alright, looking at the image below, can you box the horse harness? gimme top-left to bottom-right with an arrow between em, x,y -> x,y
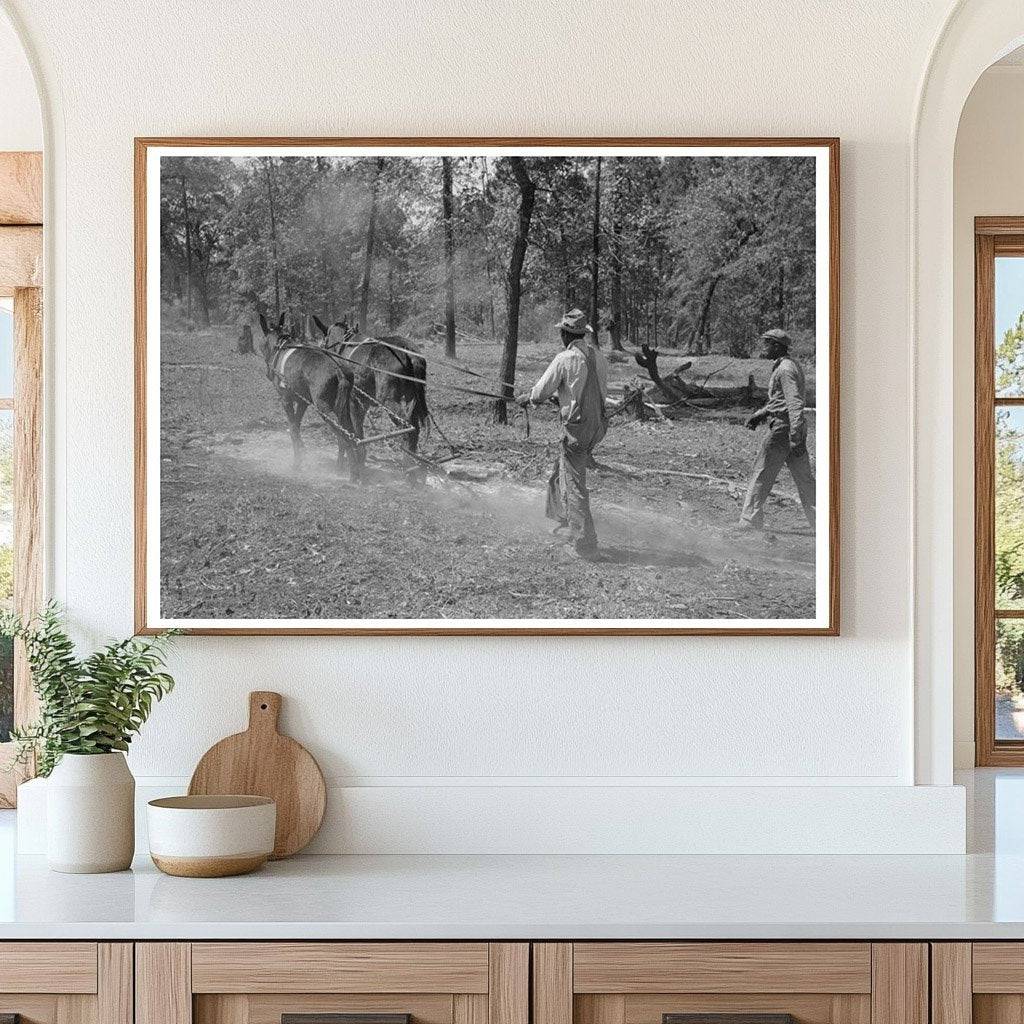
267,339 -> 298,392
262,337 -> 420,448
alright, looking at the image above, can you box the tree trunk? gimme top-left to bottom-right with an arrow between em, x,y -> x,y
493,157 -> 536,425
689,274 -> 721,354
549,186 -> 573,307
633,345 -> 689,406
486,257 -> 497,341
387,256 -> 397,329
609,160 -> 624,351
653,249 -> 662,347
441,156 -> 457,358
178,176 -> 193,327
315,156 -> 334,321
559,222 -> 572,306
261,158 -> 282,319
195,276 -> 211,327
590,155 -> 602,345
358,156 -> 385,331
479,157 -> 498,342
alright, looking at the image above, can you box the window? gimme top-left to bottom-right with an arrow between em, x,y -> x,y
976,220 -> 1024,764
0,152 -> 42,806
0,289 -> 41,805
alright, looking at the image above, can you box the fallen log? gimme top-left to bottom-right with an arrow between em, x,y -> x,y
596,458 -> 802,506
633,343 -> 817,407
608,382 -> 666,420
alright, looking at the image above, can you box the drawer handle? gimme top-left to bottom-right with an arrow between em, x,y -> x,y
664,1016 -> 796,1024
283,1016 -> 411,1024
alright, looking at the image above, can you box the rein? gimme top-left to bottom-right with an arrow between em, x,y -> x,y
258,336 -> 531,450
288,343 -> 513,403
352,336 -> 516,391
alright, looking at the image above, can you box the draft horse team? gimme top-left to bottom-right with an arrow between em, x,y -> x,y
238,311 -> 429,481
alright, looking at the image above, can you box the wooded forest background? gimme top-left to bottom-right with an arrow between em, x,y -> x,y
159,152 -> 818,379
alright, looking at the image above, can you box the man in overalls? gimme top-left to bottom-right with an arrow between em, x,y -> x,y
518,309 -> 609,556
738,328 -> 816,532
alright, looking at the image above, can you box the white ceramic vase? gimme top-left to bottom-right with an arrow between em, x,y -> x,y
46,752 -> 135,873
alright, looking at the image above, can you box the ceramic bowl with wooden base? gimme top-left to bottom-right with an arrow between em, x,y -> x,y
147,795 -> 276,877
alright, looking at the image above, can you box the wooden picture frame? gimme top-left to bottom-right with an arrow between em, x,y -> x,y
135,137 -> 840,636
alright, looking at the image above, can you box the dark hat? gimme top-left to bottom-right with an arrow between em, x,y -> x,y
761,328 -> 791,347
558,309 -> 590,337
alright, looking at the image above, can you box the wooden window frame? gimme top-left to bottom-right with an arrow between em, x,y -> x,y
0,151 -> 43,806
975,217 -> 1024,765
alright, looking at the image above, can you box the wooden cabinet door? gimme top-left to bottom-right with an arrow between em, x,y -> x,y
933,943 -> 1024,1024
534,944 -> 927,1024
137,943 -> 528,1024
0,943 -> 132,1024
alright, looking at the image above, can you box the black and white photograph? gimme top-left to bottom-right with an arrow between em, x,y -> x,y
137,140 -> 838,634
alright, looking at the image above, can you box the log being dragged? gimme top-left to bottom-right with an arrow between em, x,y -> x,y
596,458 -> 801,505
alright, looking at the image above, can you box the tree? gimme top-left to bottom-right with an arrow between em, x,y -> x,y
262,157 -> 282,318
590,156 -> 602,346
358,157 -> 386,330
997,315 -> 1024,609
608,158 -> 625,351
666,157 -> 814,355
160,157 -> 230,327
998,310 -> 1024,395
314,156 -> 336,321
155,152 -> 818,378
493,157 -> 536,425
441,157 -> 457,358
178,175 -> 194,324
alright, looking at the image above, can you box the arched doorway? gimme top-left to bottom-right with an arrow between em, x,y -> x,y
914,0 -> 1024,785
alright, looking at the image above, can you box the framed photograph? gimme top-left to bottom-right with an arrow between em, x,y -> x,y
135,137 -> 839,636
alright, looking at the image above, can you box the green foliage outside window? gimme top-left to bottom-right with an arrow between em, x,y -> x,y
996,318 -> 1024,612
995,316 -> 1024,699
1,603 -> 177,776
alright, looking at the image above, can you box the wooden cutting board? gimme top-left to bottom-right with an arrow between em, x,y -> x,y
188,691 -> 326,859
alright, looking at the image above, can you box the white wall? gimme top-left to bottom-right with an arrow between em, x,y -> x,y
0,0 -> 974,851
952,64 -> 1024,768
0,9 -> 39,151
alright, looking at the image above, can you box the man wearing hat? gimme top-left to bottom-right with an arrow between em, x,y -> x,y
738,328 -> 816,532
518,308 -> 609,555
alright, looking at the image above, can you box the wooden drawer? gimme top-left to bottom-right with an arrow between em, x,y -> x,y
191,943 -> 491,993
535,943 -> 927,1024
933,943 -> 1024,1024
138,943 -> 528,1024
572,943 -> 871,993
0,942 -> 130,1024
0,943 -> 98,994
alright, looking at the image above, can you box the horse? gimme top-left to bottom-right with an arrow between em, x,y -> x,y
311,317 -> 429,478
239,311 -> 362,480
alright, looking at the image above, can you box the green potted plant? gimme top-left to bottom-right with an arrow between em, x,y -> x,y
2,604 -> 176,873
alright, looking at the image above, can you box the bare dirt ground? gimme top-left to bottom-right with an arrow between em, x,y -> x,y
158,326 -> 818,622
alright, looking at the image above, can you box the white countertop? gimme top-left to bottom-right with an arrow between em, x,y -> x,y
1,770 -> 1021,941
1,850 -> 1023,940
